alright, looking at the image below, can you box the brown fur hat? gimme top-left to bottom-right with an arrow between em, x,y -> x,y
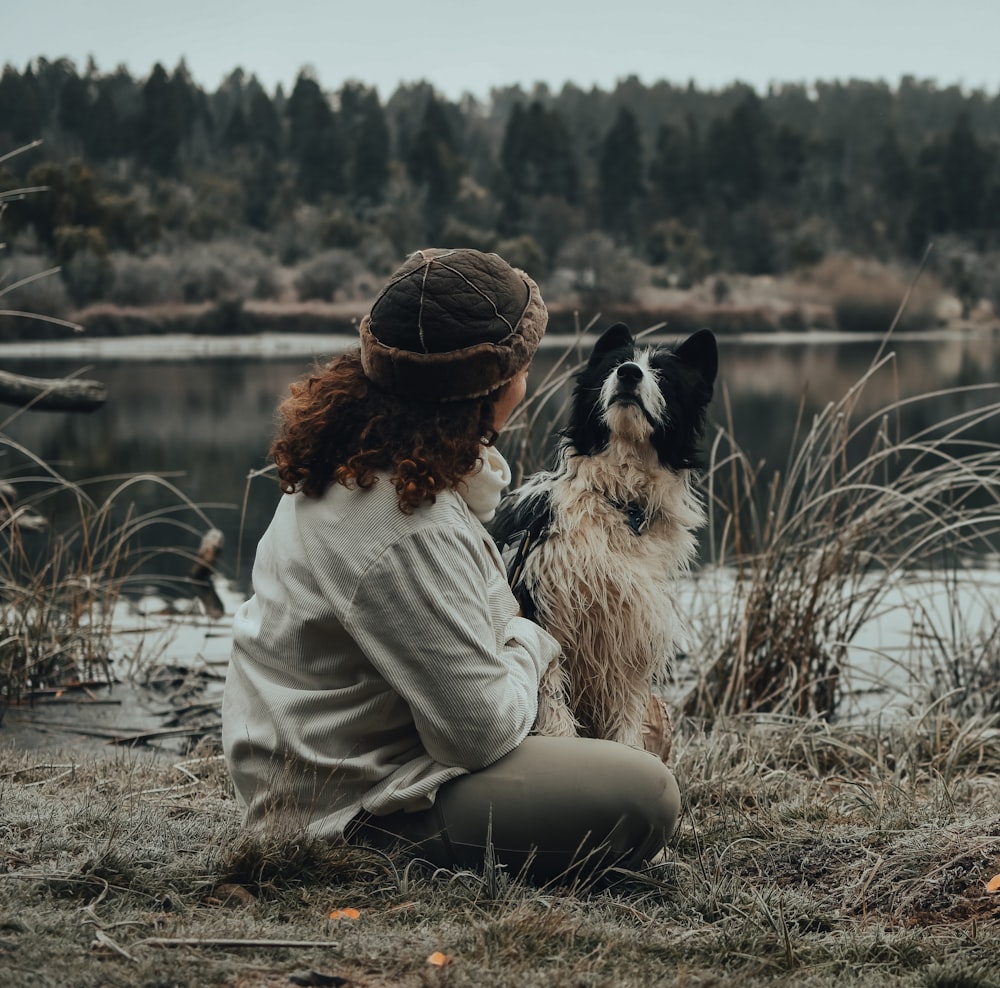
358,248 -> 547,401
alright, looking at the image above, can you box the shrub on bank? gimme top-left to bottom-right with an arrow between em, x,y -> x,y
106,242 -> 279,308
1,254 -> 71,318
293,248 -> 365,302
805,254 -> 943,333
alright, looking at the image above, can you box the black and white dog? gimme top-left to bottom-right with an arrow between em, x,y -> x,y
492,323 -> 718,746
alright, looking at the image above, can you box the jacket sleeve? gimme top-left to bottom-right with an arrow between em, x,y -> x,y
341,524 -> 559,770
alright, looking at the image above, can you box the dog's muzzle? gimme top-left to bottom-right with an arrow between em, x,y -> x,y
609,362 -> 645,407
606,362 -> 660,429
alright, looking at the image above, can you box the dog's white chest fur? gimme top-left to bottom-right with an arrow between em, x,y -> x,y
524,436 -> 704,745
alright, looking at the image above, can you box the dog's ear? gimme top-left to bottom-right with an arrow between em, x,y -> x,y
675,328 -> 718,385
588,322 -> 634,365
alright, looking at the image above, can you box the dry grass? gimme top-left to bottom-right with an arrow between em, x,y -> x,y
1,716 -> 998,987
684,307 -> 1000,719
0,427 -> 227,710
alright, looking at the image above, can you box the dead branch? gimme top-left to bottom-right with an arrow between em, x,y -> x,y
0,368 -> 106,412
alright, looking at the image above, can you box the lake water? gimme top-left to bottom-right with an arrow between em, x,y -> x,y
3,327 -> 999,598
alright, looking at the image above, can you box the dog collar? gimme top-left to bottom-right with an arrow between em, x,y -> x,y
608,497 -> 651,535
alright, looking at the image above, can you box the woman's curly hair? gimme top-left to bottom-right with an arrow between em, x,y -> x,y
271,349 -> 500,512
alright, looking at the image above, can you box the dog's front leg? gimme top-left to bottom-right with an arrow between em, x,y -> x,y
533,660 -> 580,737
606,695 -> 651,750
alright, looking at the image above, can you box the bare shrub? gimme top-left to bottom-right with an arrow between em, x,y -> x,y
932,239 -> 1000,322
355,233 -> 402,280
109,252 -> 183,306
61,247 -> 113,305
177,242 -> 273,303
109,242 -> 277,306
555,232 -> 643,306
1,254 -> 71,317
251,265 -> 282,300
438,218 -> 498,254
805,255 -> 943,333
293,249 -> 364,302
524,195 -> 585,263
273,205 -> 326,265
496,235 -> 546,276
647,218 -> 713,288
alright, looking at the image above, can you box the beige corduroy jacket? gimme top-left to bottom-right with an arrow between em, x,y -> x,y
222,473 -> 559,838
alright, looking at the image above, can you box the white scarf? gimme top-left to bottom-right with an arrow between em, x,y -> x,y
457,445 -> 511,523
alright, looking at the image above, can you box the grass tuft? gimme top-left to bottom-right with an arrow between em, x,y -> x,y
0,442 -> 228,712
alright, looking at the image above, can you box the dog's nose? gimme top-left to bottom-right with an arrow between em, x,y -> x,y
616,363 -> 643,385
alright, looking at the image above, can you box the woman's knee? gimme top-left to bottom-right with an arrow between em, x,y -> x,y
440,735 -> 681,845
613,744 -> 681,833
523,735 -> 679,825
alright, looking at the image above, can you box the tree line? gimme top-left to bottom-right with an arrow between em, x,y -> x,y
2,57 -> 1000,317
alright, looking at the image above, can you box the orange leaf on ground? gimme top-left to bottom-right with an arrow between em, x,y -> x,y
987,874 -> 1000,893
328,907 -> 361,920
427,951 -> 452,966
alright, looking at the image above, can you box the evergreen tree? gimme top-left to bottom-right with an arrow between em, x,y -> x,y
407,93 -> 463,230
598,106 -> 644,237
705,91 -> 768,204
57,70 -> 91,140
239,79 -> 285,227
85,80 -> 123,161
648,116 -> 703,219
906,145 -> 949,255
875,126 -> 912,201
340,82 -> 390,205
773,123 -> 808,192
136,63 -> 184,173
0,66 -> 44,144
943,113 -> 987,230
223,105 -> 250,147
500,101 -> 578,202
286,72 -> 344,201
18,160 -> 103,248
246,81 -> 282,155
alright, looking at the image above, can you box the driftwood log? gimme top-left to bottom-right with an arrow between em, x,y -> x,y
0,368 -> 107,412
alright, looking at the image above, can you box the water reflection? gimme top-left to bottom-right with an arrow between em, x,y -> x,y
4,331 -> 999,593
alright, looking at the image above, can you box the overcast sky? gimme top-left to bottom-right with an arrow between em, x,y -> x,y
7,0 -> 1000,99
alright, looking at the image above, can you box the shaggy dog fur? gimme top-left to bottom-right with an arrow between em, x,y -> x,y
492,323 -> 717,746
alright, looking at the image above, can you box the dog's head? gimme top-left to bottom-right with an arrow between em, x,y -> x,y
565,323 -> 717,470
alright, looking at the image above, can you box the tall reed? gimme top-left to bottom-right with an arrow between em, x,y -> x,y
686,350 -> 1000,719
0,428 -> 224,713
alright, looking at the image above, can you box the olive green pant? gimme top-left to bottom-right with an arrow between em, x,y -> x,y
350,736 -> 681,882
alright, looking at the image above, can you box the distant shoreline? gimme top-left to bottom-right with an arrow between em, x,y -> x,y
2,297 -> 810,343
3,294 -> 994,358
1,325 -> 993,363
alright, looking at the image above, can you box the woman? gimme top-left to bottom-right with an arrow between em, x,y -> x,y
222,248 -> 680,881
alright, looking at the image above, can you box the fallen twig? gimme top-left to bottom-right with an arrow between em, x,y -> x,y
92,929 -> 136,961
136,936 -> 339,950
108,725 -> 208,746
